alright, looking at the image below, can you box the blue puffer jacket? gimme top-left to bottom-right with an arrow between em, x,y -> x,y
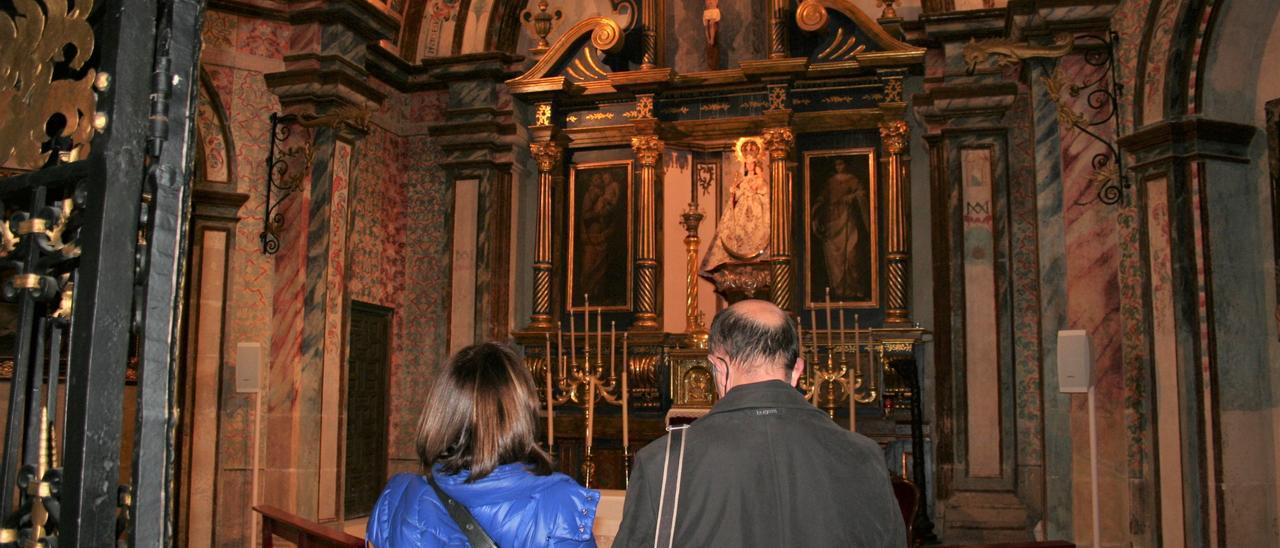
365,463 -> 600,547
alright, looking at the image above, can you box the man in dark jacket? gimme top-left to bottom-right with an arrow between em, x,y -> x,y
613,299 -> 907,547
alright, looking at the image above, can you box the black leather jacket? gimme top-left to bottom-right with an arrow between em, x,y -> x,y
614,380 -> 907,548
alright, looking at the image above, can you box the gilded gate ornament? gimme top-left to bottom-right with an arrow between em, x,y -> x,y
1,0 -> 101,169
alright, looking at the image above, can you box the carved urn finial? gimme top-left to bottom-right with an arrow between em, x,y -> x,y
878,0 -> 898,19
522,0 -> 563,56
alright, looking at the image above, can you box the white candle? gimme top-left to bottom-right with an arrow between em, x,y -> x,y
839,306 -> 847,365
583,297 -> 590,369
849,364 -> 857,432
824,287 -> 834,350
545,333 -> 554,446
809,306 -> 819,386
557,321 -> 565,378
622,333 -> 629,449
854,314 -> 861,377
610,321 -> 617,379
797,322 -> 806,366
569,311 -> 577,370
596,307 -> 603,374
586,377 -> 596,453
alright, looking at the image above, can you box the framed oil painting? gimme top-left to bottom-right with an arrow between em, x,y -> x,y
803,148 -> 879,308
567,160 -> 633,311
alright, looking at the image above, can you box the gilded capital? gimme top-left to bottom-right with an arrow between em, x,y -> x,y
879,120 -> 909,154
529,141 -> 562,172
631,135 -> 664,166
762,127 -> 795,159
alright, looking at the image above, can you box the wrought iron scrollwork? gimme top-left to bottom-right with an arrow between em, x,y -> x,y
260,107 -> 369,255
0,159 -> 84,547
1042,32 -> 1129,206
260,113 -> 314,255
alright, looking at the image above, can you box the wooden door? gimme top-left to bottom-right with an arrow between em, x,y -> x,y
343,302 -> 392,518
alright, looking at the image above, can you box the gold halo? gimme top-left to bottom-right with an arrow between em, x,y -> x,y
734,137 -> 764,163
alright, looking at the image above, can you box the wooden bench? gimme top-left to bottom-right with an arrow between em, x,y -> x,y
254,505 -> 365,548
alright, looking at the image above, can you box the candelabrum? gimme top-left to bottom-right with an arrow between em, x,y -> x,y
798,288 -> 882,427
540,297 -> 629,488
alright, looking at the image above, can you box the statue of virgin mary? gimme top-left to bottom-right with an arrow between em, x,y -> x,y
700,137 -> 771,276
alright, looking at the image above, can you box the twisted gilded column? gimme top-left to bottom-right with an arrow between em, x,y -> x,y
631,134 -> 664,329
640,0 -> 659,68
681,207 -> 707,347
769,0 -> 789,59
764,127 -> 795,310
528,139 -> 562,330
880,120 -> 910,324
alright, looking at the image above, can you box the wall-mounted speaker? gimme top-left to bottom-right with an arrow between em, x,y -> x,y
1056,329 -> 1092,393
236,342 -> 261,393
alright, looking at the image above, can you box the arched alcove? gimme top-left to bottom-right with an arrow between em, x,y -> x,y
1169,1 -> 1280,544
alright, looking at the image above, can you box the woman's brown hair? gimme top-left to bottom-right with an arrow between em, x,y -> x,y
415,342 -> 553,481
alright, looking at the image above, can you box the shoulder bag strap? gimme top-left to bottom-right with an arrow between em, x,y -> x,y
653,425 -> 689,548
427,473 -> 500,548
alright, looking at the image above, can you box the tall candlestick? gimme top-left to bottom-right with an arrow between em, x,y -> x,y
622,333 -> 629,449
583,298 -> 590,371
545,334 -> 554,446
610,321 -> 617,380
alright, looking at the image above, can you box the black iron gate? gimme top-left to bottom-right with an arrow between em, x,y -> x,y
0,0 -> 204,541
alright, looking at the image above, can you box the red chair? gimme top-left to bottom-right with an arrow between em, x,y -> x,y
891,475 -> 920,546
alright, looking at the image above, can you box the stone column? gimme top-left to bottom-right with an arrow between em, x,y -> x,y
263,0 -> 393,522
528,138 -> 562,331
631,134 -> 664,329
880,119 -> 910,324
763,126 -> 795,310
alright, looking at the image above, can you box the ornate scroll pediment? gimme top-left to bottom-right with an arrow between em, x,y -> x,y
795,0 -> 924,67
507,16 -> 625,95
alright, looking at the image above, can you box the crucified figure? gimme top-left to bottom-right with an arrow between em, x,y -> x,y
703,0 -> 721,70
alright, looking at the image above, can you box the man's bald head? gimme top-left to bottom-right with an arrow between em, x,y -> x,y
708,299 -> 800,373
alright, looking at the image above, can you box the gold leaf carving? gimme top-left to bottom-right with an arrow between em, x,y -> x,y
962,33 -> 1074,73
535,103 -> 553,126
1,0 -> 99,169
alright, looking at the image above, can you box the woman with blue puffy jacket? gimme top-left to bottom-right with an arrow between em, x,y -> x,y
366,342 -> 600,547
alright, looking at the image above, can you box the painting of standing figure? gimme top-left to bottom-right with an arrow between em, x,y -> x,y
568,161 -> 633,311
804,149 -> 879,308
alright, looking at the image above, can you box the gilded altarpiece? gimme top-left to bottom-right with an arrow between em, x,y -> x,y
507,1 -> 930,514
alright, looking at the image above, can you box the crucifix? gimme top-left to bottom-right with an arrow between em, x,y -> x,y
703,0 -> 721,70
